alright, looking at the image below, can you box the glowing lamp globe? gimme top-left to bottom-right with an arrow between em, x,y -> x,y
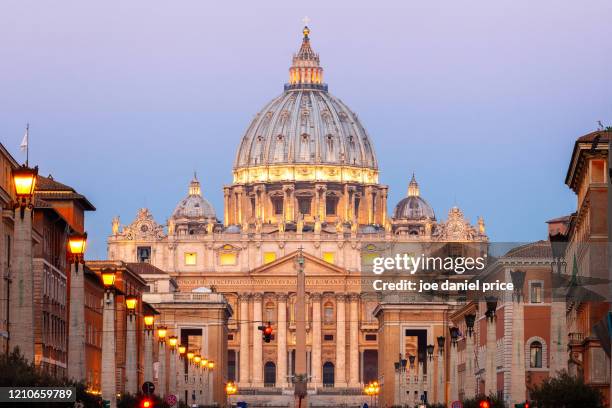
125,295 -> 138,311
67,232 -> 87,256
101,269 -> 116,288
144,315 -> 155,328
12,165 -> 38,199
178,345 -> 186,355
157,326 -> 167,340
168,336 -> 178,347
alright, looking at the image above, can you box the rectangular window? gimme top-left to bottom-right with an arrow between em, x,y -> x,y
530,281 -> 543,303
137,246 -> 151,263
323,334 -> 334,341
263,252 -> 277,264
298,197 -> 311,215
184,252 -> 197,266
326,196 -> 338,216
365,334 -> 377,341
272,197 -> 284,215
322,252 -> 335,264
220,253 -> 237,266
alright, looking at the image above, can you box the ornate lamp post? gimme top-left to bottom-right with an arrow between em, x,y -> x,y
143,314 -> 155,384
436,336 -> 445,404
8,164 -> 38,362
101,268 -> 117,408
67,232 -> 87,382
226,381 -> 237,408
205,360 -> 215,406
485,296 -> 498,395
125,295 -> 138,395
177,345 -> 186,401
157,326 -> 168,398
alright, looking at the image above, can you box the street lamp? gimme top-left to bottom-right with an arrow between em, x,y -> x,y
485,296 -> 498,321
67,230 -> 88,382
125,294 -> 139,394
157,326 -> 168,398
100,267 -> 117,407
207,361 -> 215,370
187,351 -> 195,362
144,314 -> 155,330
178,345 -> 186,356
12,164 -> 38,218
143,314 -> 155,385
194,355 -> 201,364
167,336 -> 178,400
436,336 -> 445,353
465,314 -> 476,336
226,381 -> 237,407
449,326 -> 460,346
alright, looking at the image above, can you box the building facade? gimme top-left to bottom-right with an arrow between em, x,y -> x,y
106,27 -> 488,406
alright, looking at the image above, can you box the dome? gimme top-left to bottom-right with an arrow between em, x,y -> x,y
233,26 -> 378,184
172,175 -> 216,220
393,175 -> 435,220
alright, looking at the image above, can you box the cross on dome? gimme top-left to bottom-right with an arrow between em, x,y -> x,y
407,173 -> 420,197
286,24 -> 326,91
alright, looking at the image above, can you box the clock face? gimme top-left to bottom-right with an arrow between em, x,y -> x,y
140,224 -> 149,233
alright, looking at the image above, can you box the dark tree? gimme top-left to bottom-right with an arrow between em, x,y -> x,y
529,371 -> 604,408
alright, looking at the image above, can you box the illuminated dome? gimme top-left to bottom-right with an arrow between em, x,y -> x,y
233,26 -> 378,185
393,175 -> 435,220
172,175 -> 216,220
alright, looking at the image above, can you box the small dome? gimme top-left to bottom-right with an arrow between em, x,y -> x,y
393,174 -> 435,220
172,174 -> 216,220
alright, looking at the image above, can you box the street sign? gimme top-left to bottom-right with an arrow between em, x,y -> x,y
451,401 -> 463,408
166,394 -> 177,406
142,381 -> 155,395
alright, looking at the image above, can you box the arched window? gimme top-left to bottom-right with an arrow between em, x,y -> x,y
324,301 -> 334,324
530,341 -> 543,368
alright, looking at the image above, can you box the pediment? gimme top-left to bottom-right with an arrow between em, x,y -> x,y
250,251 -> 347,277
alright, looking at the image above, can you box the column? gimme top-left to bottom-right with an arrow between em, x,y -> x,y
485,313 -> 497,395
449,340 -> 458,402
310,293 -> 323,387
252,293 -> 263,387
159,340 -> 167,397
125,313 -> 137,395
276,294 -> 288,387
144,330 -> 154,383
464,316 -> 476,399
67,262 -> 86,382
101,291 -> 116,408
238,294 -> 250,386
311,293 -> 322,387
348,293 -> 360,387
509,298 -> 526,405
168,347 -> 177,399
223,188 -> 230,225
335,294 -> 347,387
9,208 -> 34,362
436,345 -> 445,404
549,294 -> 567,375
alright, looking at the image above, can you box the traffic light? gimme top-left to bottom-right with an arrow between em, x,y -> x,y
515,402 -> 530,408
479,398 -> 491,408
102,400 -> 111,408
258,322 -> 274,343
141,397 -> 153,408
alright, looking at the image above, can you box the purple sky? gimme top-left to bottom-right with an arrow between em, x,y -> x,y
1,1 -> 611,259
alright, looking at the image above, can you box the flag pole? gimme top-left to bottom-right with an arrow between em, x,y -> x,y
25,123 -> 29,166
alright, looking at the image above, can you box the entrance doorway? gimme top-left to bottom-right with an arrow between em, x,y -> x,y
322,362 -> 335,387
264,361 -> 276,387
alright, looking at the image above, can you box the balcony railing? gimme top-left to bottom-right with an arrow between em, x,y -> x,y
568,332 -> 584,345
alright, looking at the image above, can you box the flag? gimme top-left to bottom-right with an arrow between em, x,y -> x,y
20,125 -> 29,152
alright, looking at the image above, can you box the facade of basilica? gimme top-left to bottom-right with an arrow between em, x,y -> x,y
107,26 -> 488,406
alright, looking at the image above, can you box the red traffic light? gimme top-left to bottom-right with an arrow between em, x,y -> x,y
479,400 -> 490,408
264,325 -> 273,335
141,398 -> 153,408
